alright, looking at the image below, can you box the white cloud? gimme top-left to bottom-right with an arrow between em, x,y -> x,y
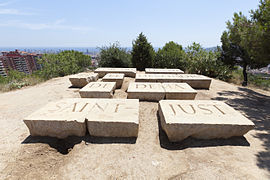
0,1 -> 11,7
0,19 -> 93,32
0,8 -> 33,15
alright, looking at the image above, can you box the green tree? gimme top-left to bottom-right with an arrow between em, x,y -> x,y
251,0 -> 270,63
153,41 -> 186,70
98,43 -> 131,68
131,32 -> 155,70
221,13 -> 259,86
221,1 -> 270,86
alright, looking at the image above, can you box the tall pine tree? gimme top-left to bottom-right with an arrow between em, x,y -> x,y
131,33 -> 155,70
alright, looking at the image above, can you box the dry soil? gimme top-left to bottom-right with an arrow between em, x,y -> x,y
0,73 -> 270,180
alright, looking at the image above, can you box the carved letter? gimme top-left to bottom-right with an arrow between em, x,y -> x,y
213,105 -> 226,115
197,104 -> 213,114
169,104 -> 176,115
177,104 -> 196,114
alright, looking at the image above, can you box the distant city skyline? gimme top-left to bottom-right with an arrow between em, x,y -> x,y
0,0 -> 259,47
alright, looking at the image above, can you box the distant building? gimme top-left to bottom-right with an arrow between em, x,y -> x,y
0,50 -> 42,76
0,59 -> 7,76
268,64 -> 270,74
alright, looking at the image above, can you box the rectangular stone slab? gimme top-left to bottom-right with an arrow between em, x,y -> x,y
135,74 -> 182,83
159,100 -> 255,142
177,74 -> 212,89
69,73 -> 99,88
127,82 -> 165,101
86,99 -> 139,137
145,68 -> 184,74
162,83 -> 197,100
23,98 -> 88,139
94,68 -> 136,78
102,73 -> 125,88
79,82 -> 116,98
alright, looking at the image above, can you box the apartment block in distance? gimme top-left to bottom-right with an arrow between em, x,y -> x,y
0,50 -> 42,76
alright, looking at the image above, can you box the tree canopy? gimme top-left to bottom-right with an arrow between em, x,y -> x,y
131,33 -> 155,71
220,0 -> 270,85
153,41 -> 186,70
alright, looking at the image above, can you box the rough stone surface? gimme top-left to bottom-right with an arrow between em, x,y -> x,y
79,82 -> 116,98
127,82 -> 165,101
86,99 -> 139,137
94,68 -> 136,78
102,73 -> 125,88
23,98 -> 87,139
159,100 -> 255,142
177,74 -> 212,89
162,83 -> 197,100
145,68 -> 184,74
69,73 -> 99,88
136,74 -> 212,89
135,74 -> 182,83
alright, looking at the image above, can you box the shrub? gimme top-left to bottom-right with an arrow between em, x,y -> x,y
98,43 -> 131,68
154,41 -> 186,70
38,50 -> 91,79
185,43 -> 232,81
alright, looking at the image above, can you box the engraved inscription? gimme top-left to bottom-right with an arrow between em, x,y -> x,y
169,104 -> 226,115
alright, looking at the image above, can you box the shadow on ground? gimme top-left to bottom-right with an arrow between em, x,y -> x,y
157,112 -> 250,151
211,87 -> 270,172
22,134 -> 137,155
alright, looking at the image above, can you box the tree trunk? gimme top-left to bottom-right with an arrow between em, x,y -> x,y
242,63 -> 248,86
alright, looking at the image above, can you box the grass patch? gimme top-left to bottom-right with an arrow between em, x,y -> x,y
229,69 -> 270,90
0,71 -> 45,92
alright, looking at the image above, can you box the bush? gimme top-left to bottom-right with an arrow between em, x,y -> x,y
38,50 -> 91,79
131,33 -> 155,70
98,43 -> 131,68
185,43 -> 232,81
154,41 -> 186,70
0,70 -> 45,91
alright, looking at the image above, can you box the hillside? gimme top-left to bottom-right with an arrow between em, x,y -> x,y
0,74 -> 270,179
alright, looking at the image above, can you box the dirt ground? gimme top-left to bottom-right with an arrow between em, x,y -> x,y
0,73 -> 270,180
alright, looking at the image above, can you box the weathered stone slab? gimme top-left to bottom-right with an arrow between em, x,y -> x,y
159,100 -> 255,142
94,68 -> 136,78
102,73 -> 125,88
69,73 -> 99,88
127,82 -> 165,101
177,74 -> 212,89
135,74 -> 182,83
162,83 -> 197,100
23,99 -> 87,139
24,98 -> 140,138
145,68 -> 184,74
86,99 -> 139,137
136,74 -> 212,89
79,82 -> 116,98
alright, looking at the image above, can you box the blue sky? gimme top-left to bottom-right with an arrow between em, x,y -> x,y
0,0 -> 260,47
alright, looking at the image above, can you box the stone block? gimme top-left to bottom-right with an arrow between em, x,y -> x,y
24,98 -> 140,138
162,83 -> 197,100
94,68 -> 136,78
102,73 -> 125,88
177,74 -> 212,89
145,68 -> 184,74
135,74 -> 182,83
79,82 -> 116,98
23,98 -> 87,138
69,73 -> 99,88
86,99 -> 139,137
127,82 -> 165,101
159,100 -> 255,142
